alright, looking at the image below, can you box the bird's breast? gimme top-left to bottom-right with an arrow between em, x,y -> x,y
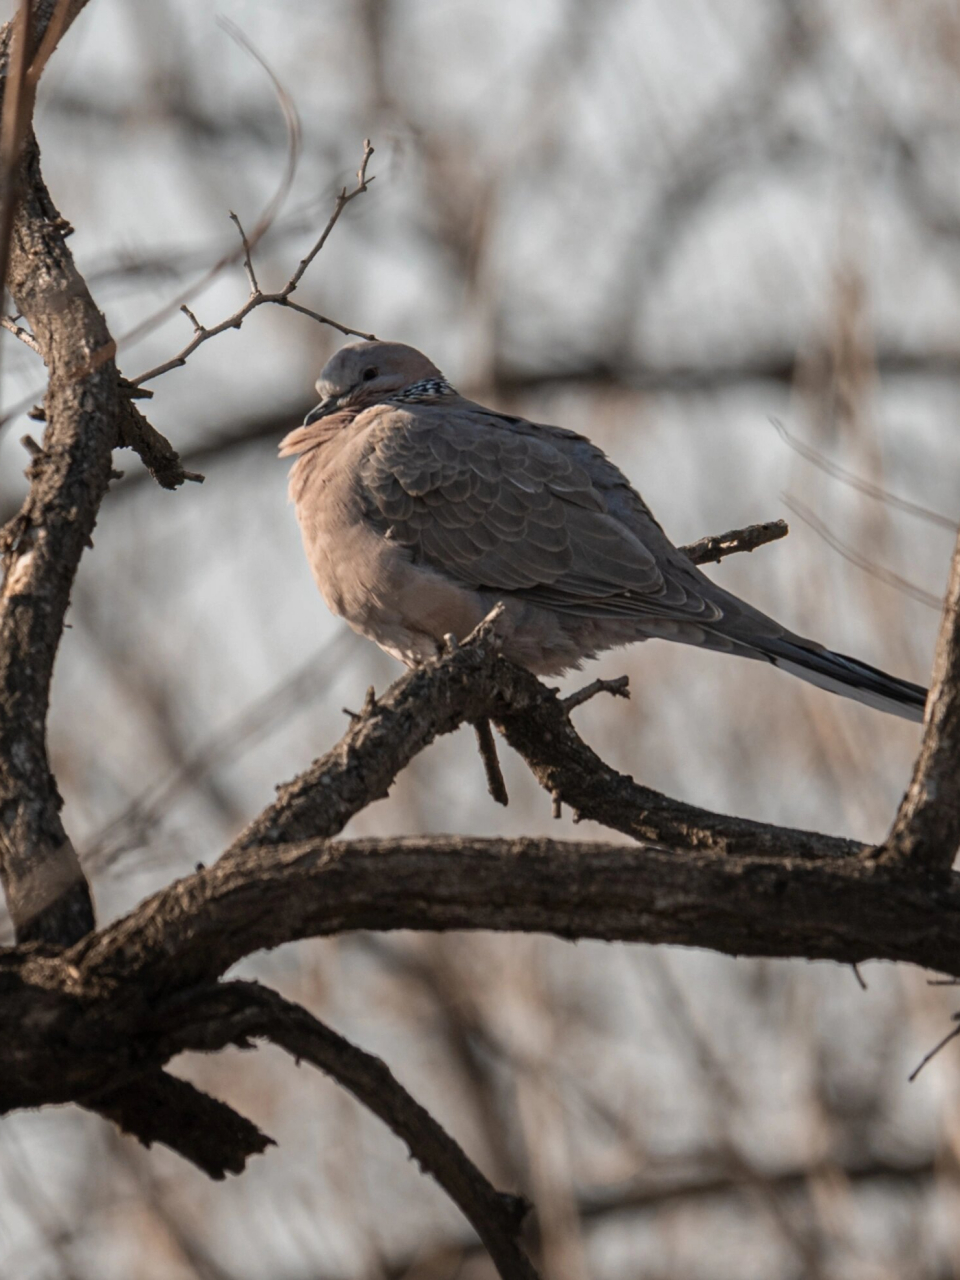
288,435 -> 485,664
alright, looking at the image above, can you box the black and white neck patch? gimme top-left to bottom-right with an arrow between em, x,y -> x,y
391,377 -> 456,403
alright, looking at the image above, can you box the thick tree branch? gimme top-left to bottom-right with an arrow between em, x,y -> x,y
882,529 -> 960,873
3,832 -> 960,1169
0,4 -> 193,944
0,139 -> 109,942
0,606 -> 953,1219
152,982 -> 537,1280
59,624 -> 871,994
66,834 -> 960,999
86,1069 -> 274,1180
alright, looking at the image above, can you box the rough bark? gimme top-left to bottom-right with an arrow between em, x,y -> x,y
153,983 -> 536,1279
0,4 -> 192,945
883,526 -> 960,872
0,128 -> 113,942
3,7 -> 960,1279
0,626 -> 955,1135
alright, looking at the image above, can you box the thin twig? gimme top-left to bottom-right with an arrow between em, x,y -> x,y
113,18 -> 304,367
229,211 -> 259,294
0,0 -> 34,402
286,139 -> 375,290
179,304 -> 204,334
562,675 -> 630,712
680,519 -> 789,567
908,1019 -> 960,1083
280,296 -> 376,335
131,141 -> 376,387
0,314 -> 39,351
474,718 -> 509,806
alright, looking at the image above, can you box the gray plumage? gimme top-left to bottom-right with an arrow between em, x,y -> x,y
282,340 -> 927,722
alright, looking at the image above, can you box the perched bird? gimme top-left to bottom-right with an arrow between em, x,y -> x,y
281,340 -> 927,722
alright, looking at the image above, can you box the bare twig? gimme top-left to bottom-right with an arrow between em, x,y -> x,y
115,400 -> 204,489
287,139 -> 375,289
156,983 -> 539,1280
131,141 -> 376,388
562,675 -> 630,712
111,18 -> 303,364
0,313 -> 38,351
280,296 -> 374,333
680,519 -> 789,566
0,1 -> 33,378
228,210 -> 258,293
179,303 -> 204,333
908,1018 -> 960,1082
474,717 -> 509,806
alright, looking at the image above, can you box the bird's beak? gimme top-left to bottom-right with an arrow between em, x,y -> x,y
303,397 -> 337,425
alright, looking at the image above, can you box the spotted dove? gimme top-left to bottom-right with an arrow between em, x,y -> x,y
281,340 -> 927,721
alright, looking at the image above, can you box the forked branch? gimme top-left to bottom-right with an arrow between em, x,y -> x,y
131,141 -> 377,388
153,982 -> 538,1279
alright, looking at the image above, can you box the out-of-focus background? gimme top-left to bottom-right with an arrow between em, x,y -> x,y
2,1 -> 960,1276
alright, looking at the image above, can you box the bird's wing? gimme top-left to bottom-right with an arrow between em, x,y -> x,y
357,403 -> 725,624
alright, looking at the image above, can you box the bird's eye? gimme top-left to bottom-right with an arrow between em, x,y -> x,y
362,367 -> 378,382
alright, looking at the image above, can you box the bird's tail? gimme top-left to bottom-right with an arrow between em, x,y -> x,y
757,637 -> 927,722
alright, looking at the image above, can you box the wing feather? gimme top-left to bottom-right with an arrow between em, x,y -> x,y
358,405 -> 723,622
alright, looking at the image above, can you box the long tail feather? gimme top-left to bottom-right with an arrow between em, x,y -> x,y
762,639 -> 927,722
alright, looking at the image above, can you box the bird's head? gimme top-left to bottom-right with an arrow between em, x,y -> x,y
303,341 -> 447,424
